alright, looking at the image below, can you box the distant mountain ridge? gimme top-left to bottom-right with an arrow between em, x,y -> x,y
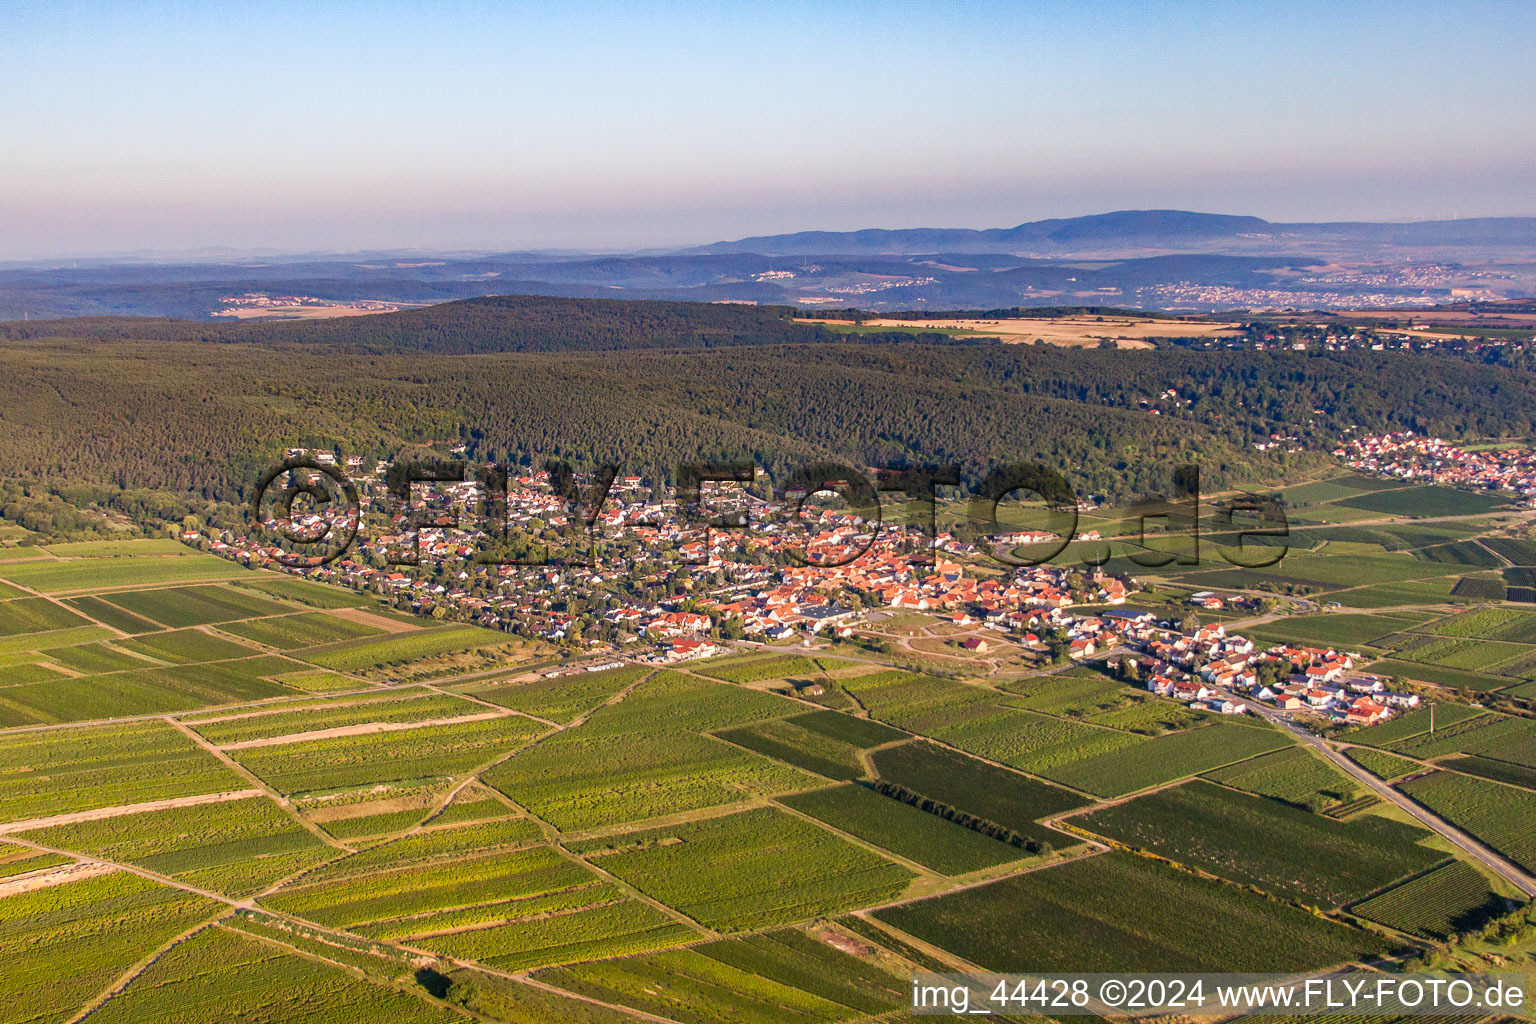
5,210 -> 1535,320
690,209 -> 1536,255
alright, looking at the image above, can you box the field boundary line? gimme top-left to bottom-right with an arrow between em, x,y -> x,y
0,787 -> 265,834
65,908 -> 234,1024
215,710 -> 510,750
163,716 -> 354,853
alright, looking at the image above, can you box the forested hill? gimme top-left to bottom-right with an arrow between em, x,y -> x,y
0,295 -> 890,354
5,330 -> 1536,523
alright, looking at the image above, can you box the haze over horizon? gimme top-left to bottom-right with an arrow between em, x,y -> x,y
5,0 -> 1536,259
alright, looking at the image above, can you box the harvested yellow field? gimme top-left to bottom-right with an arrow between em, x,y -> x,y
805,315 -> 1240,348
212,296 -> 424,320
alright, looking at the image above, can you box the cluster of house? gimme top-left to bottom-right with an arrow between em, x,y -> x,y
198,459 -> 1131,660
200,455 -> 1431,728
1205,321 -> 1524,354
1249,644 -> 1421,723
1186,590 -> 1265,613
1091,614 -> 1419,724
1339,433 -> 1536,499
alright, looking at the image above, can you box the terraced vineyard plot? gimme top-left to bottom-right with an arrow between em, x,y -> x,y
540,927 -> 908,1022
94,584 -> 293,628
0,659 -> 292,723
0,848 -> 71,879
1416,606 -> 1536,641
1508,566 -> 1536,588
217,611 -> 385,649
434,969 -> 646,1024
229,574 -> 373,608
484,670 -> 812,828
233,714 -> 546,795
869,741 -> 1088,846
1392,635 -> 1530,672
1490,646 -> 1536,678
1503,677 -> 1536,699
0,661 -> 66,685
1389,713 -> 1536,764
61,595 -> 163,633
569,807 -> 912,931
262,844 -> 592,928
692,928 -> 908,1015
1251,612 -> 1431,649
0,720 -> 246,821
1383,714 -> 1501,760
788,709 -> 907,747
297,817 -> 546,884
1483,537 -> 1536,565
716,717 -> 867,780
1193,551 -> 1466,592
353,878 -> 615,941
839,670 -> 995,729
1276,479 -> 1380,505
298,624 -> 516,675
426,786 -> 517,827
1443,754 -> 1536,789
1344,747 -> 1423,782
0,596 -> 90,636
186,692 -> 483,746
1308,521 -> 1488,549
315,804 -> 431,840
455,664 -> 650,723
406,896 -> 693,970
1450,575 -> 1508,600
20,794 -> 331,896
1203,746 -> 1359,809
0,552 -> 247,592
1077,780 -> 1445,906
1413,540 -> 1504,567
1398,771 -> 1536,873
40,642 -> 152,674
697,654 -> 826,683
0,872 -> 222,1024
87,925 -> 459,1024
39,538 -> 193,559
918,702 -> 1147,777
1337,486 -> 1507,517
1334,580 -> 1459,608
1084,698 -> 1208,733
831,915 -> 952,973
874,851 -> 1388,973
1350,861 -> 1511,939
1044,720 -> 1292,798
781,783 -> 1026,874
1347,704 -> 1486,747
227,910 -> 436,984
1003,673 -> 1128,715
537,947 -> 863,1024
486,726 -> 814,830
1326,795 -> 1384,820
117,627 -> 256,664
272,668 -> 354,692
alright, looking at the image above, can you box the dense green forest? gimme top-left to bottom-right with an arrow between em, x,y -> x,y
2,296 -> 1533,535
0,339 -> 1256,503
0,295 -> 887,353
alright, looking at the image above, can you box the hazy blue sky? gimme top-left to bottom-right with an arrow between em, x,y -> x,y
4,0 -> 1535,256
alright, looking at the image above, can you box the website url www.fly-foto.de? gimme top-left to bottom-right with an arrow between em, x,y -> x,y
909,972 -> 1529,1016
